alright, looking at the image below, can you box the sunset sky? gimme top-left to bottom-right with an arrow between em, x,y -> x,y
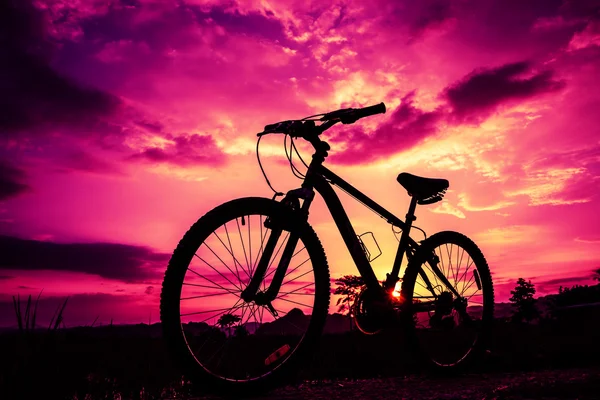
1,0 -> 599,327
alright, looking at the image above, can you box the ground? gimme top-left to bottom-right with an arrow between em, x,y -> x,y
197,368 -> 600,400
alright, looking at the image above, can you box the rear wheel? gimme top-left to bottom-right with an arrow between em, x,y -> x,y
160,197 -> 330,394
401,231 -> 494,368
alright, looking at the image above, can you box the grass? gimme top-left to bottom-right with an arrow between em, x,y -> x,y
2,299 -> 599,399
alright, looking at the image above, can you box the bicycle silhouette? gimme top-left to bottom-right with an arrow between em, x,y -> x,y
160,102 -> 494,394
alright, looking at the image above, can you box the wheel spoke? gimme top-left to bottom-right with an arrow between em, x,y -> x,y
454,247 -> 466,289
457,258 -> 475,295
236,217 -> 250,275
213,229 -> 250,282
445,243 -> 454,287
200,243 -> 244,291
281,269 -> 313,286
170,205 -> 321,383
183,282 -> 241,292
461,274 -> 476,296
199,300 -> 244,324
282,257 -> 311,280
194,254 -> 242,291
278,282 -> 315,297
187,268 -> 239,294
181,304 -> 241,317
181,292 -> 237,300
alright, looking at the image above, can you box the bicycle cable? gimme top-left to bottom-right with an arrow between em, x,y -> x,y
301,113 -> 326,120
393,224 -> 427,242
256,134 -> 284,197
291,136 -> 310,169
257,122 -> 333,196
284,134 -> 305,179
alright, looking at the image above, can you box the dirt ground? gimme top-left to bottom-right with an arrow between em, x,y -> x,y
192,367 -> 600,400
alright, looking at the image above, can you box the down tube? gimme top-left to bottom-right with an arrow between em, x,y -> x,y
312,175 -> 381,290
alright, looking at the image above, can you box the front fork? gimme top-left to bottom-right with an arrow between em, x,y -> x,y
240,188 -> 313,310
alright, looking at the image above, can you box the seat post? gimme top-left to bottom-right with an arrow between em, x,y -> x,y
385,196 -> 419,292
405,196 -> 418,224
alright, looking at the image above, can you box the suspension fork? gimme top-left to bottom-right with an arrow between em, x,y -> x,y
240,224 -> 283,303
240,188 -> 313,304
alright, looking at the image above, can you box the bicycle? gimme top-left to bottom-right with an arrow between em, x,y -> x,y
160,102 -> 494,394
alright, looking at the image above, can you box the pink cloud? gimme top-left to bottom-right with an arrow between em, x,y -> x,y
128,133 -> 227,166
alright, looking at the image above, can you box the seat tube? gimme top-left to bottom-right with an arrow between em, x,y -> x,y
385,197 -> 418,291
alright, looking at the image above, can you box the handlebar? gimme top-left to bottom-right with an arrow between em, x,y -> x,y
258,102 -> 386,137
255,103 -> 386,193
321,102 -> 386,124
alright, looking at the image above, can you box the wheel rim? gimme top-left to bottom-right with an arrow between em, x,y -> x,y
178,213 -> 317,381
409,241 -> 487,366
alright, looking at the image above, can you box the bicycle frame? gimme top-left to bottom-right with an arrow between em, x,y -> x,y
242,143 -> 460,308
308,165 -> 420,291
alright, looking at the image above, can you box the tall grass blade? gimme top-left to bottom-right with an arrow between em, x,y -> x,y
31,290 -> 43,330
48,304 -> 59,331
53,297 -> 69,331
25,295 -> 32,332
13,294 -> 23,332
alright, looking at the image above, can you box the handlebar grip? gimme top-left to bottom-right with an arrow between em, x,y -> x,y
264,122 -> 282,132
338,102 -> 386,124
354,102 -> 386,119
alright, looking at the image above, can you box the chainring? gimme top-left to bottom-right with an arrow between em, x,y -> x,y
352,287 -> 394,335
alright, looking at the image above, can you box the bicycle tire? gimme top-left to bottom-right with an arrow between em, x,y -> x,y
160,197 -> 330,394
400,230 -> 494,369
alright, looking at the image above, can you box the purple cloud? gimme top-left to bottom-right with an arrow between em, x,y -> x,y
128,133 -> 226,166
443,61 -> 565,123
0,162 -> 29,201
406,0 -> 454,41
190,6 -> 293,46
329,91 -> 443,164
0,235 -> 169,282
0,0 -> 120,136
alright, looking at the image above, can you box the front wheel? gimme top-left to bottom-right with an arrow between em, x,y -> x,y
401,231 -> 494,368
160,197 -> 330,394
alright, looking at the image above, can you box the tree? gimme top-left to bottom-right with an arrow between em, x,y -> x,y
333,275 -> 365,315
333,275 -> 365,331
217,313 -> 241,337
593,268 -> 600,282
509,278 -> 539,323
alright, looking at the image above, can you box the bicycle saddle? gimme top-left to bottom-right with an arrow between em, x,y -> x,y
397,173 -> 449,205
